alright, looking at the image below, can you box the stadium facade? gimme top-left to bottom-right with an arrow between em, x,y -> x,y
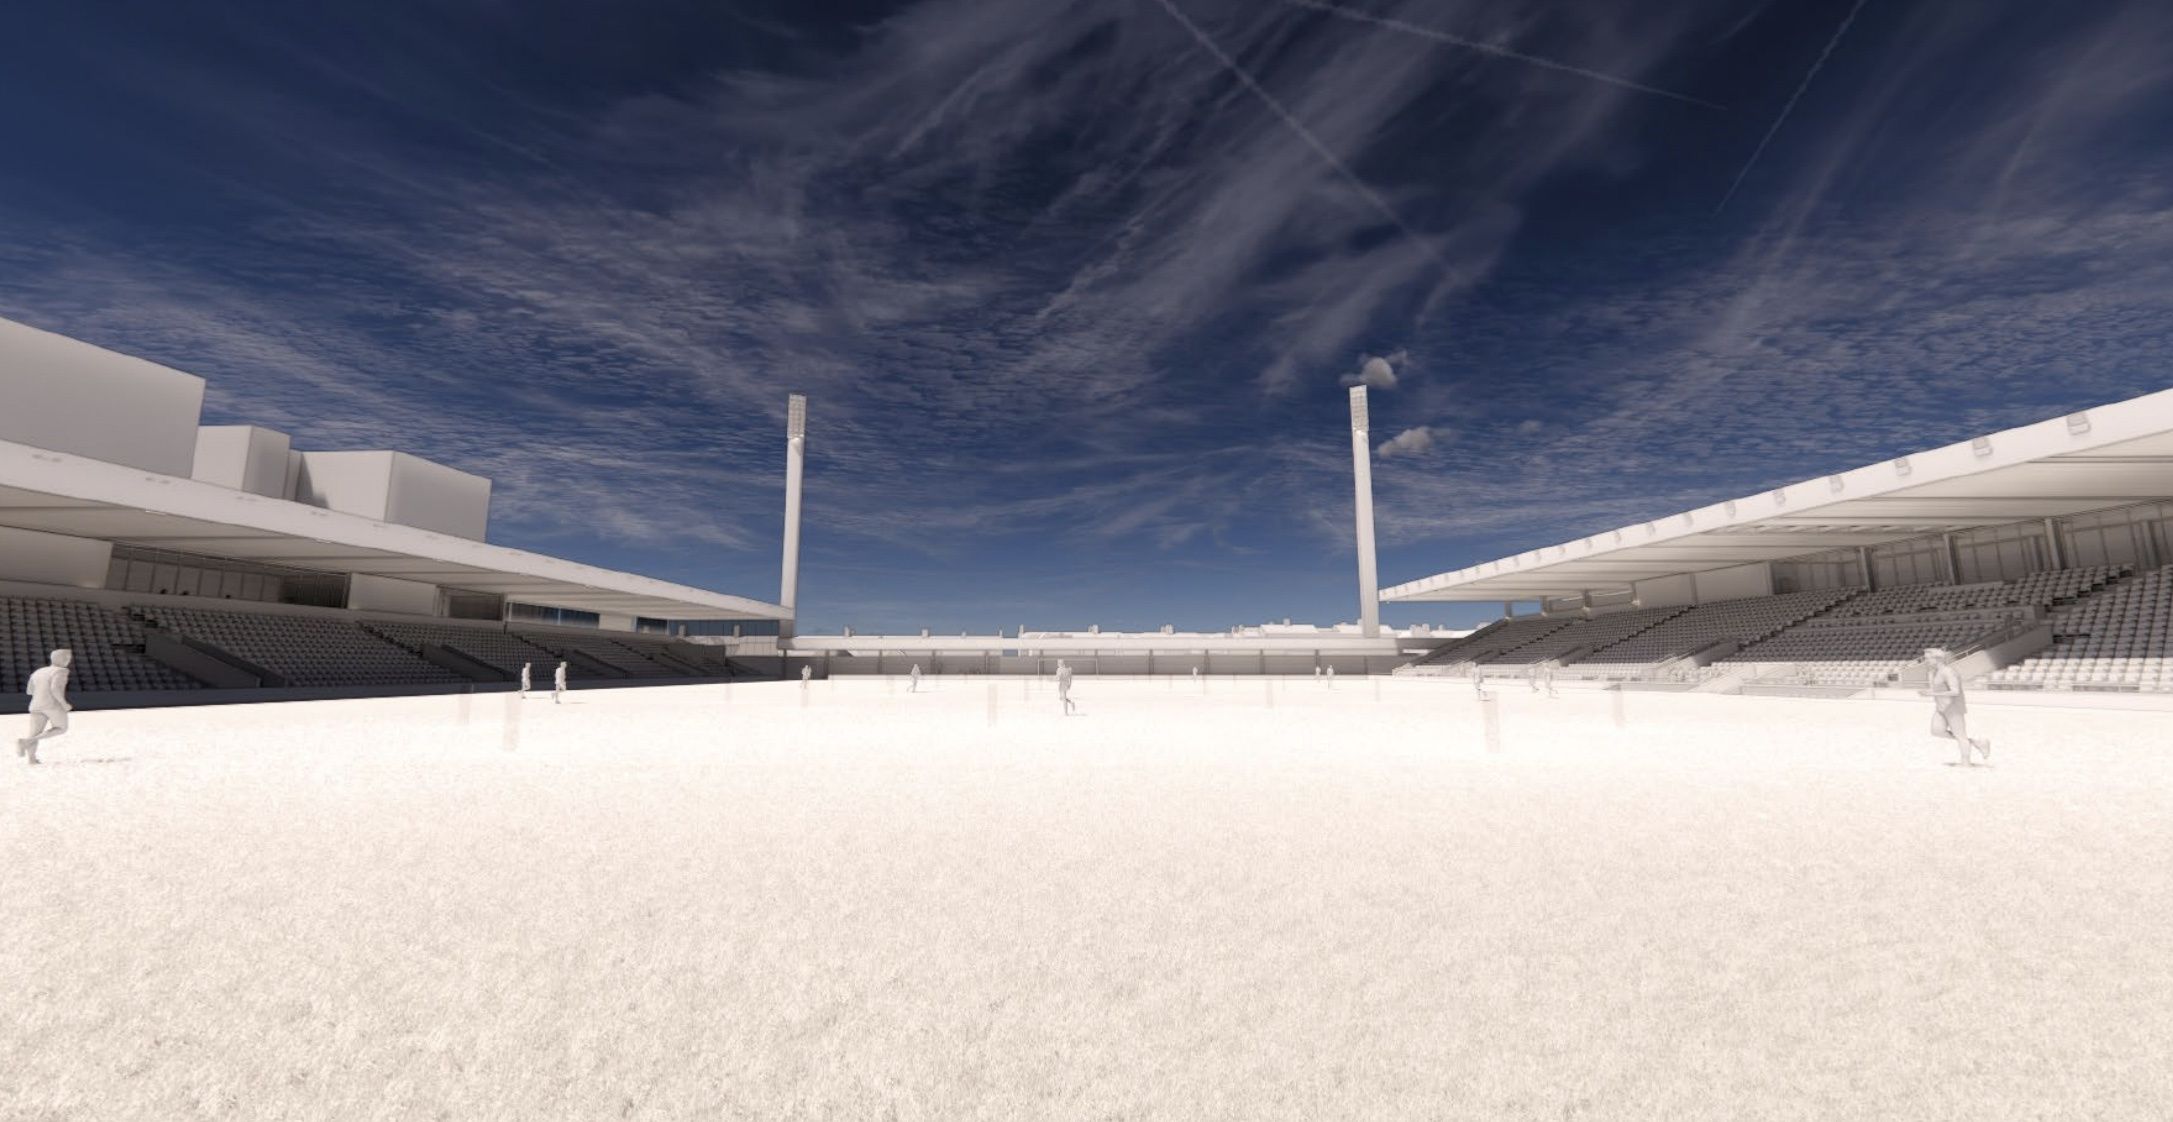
1383,387 -> 2173,698
1,315 -> 789,708
7,308 -> 2173,707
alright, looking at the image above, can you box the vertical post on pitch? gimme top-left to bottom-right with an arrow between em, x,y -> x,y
1349,386 -> 1381,638
500,691 -> 522,752
1482,693 -> 1501,753
779,393 -> 807,641
1611,686 -> 1626,731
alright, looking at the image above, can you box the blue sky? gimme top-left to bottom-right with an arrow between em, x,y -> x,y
3,0 -> 2170,633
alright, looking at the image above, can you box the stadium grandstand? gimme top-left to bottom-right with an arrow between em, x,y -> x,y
0,315 -> 790,711
1385,387 -> 2173,700
10,307 -> 2173,713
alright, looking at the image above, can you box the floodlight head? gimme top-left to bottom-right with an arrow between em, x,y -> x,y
787,394 -> 807,439
1348,385 -> 1369,434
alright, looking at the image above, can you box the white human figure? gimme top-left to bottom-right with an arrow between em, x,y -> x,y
1473,671 -> 1486,697
1528,663 -> 1540,692
1314,666 -> 1323,679
553,661 -> 567,705
1543,660 -> 1558,698
1056,659 -> 1076,715
1921,648 -> 1989,765
909,664 -> 922,693
1191,666 -> 1200,681
1325,665 -> 1336,688
519,662 -> 531,699
17,648 -> 72,766
800,665 -> 812,691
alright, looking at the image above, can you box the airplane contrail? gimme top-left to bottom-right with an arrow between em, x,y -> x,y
1280,0 -> 1722,109
1144,0 -> 1444,267
1716,0 -> 1872,214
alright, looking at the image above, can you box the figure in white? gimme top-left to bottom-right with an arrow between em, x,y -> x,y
1191,666 -> 1200,681
909,664 -> 922,693
800,665 -> 812,690
553,661 -> 567,705
1056,659 -> 1076,716
519,662 -> 532,699
17,648 -> 71,766
1921,648 -> 1989,765
1314,666 -> 1323,679
1527,663 -> 1541,692
1325,665 -> 1336,688
1542,660 -> 1558,698
1473,671 -> 1486,697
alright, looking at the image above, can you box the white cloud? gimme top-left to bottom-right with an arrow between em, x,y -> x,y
1340,348 -> 1408,389
1376,426 -> 1435,458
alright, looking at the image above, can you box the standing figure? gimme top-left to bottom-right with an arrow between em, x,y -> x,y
1921,648 -> 1989,765
519,662 -> 532,699
1191,666 -> 1200,682
1543,660 -> 1559,698
553,660 -> 567,705
17,648 -> 71,766
1056,659 -> 1076,716
1325,665 -> 1336,688
1528,663 -> 1541,692
1473,671 -> 1487,698
909,664 -> 922,693
800,665 -> 813,691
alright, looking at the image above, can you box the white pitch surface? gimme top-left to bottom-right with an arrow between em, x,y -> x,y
4,678 -> 2169,1121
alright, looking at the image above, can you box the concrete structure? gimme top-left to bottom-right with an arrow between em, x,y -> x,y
0,315 -> 206,477
1349,386 -> 1380,638
782,631 -> 1428,677
192,426 -> 293,499
779,393 -> 806,641
0,314 -> 787,628
292,451 -> 492,541
1384,387 -> 2173,612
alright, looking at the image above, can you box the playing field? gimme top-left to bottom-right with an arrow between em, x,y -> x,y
4,677 -> 2168,1121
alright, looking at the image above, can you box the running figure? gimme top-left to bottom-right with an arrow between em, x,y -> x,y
553,660 -> 568,705
1056,659 -> 1077,715
17,649 -> 72,766
1528,663 -> 1541,693
909,664 -> 922,693
1921,648 -> 1990,766
519,662 -> 532,699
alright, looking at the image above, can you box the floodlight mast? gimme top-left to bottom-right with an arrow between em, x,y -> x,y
780,393 -> 806,640
1349,386 -> 1381,638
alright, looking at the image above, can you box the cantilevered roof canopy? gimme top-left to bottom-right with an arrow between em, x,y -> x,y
0,438 -> 787,621
1383,387 -> 2173,603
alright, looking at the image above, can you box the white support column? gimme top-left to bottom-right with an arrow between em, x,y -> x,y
1348,386 -> 1381,638
2043,518 -> 2065,570
779,394 -> 806,640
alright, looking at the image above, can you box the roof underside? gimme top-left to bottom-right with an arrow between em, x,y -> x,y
0,440 -> 787,621
1384,388 -> 2173,602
